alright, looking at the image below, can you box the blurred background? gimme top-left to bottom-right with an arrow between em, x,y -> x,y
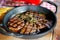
44,0 -> 60,13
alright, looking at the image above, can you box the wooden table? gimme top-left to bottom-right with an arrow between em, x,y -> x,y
0,33 -> 53,40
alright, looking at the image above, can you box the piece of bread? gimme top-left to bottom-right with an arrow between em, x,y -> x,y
0,7 -> 13,23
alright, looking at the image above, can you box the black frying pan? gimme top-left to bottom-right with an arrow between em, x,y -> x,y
0,1 -> 57,39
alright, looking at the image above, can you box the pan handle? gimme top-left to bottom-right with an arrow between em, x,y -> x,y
45,1 -> 58,14
0,24 -> 15,36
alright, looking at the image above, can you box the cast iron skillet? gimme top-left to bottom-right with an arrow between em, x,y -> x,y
0,1 -> 57,39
